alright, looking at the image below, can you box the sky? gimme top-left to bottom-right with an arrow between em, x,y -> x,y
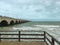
0,0 -> 60,21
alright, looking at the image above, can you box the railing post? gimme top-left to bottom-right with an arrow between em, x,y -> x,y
44,31 -> 46,42
19,31 -> 20,42
0,34 -> 1,42
51,38 -> 54,45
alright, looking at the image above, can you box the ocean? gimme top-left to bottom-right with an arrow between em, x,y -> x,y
0,21 -> 60,36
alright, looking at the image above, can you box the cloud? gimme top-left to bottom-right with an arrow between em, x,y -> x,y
0,0 -> 60,21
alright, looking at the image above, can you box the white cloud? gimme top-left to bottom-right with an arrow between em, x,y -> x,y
0,0 -> 60,21
56,1 -> 60,5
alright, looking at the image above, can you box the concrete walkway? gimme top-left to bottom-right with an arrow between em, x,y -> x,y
0,41 -> 47,45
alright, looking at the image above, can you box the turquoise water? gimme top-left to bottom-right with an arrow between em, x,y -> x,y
16,21 -> 60,27
22,21 -> 60,25
0,21 -> 60,31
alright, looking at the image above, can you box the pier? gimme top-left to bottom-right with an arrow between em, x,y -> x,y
0,16 -> 29,26
0,30 -> 60,45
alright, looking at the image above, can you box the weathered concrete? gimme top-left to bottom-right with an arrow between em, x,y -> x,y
0,16 -> 29,26
0,41 -> 47,45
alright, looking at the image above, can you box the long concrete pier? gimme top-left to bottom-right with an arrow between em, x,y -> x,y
0,16 -> 29,26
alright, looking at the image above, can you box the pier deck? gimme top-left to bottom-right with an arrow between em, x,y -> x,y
0,41 -> 47,45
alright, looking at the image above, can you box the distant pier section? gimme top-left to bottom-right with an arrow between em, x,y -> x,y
0,16 -> 30,26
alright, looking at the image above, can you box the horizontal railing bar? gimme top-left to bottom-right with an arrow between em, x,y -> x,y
46,36 -> 52,44
53,38 -> 60,44
0,34 -> 19,35
0,38 -> 44,40
0,34 -> 44,36
0,38 -> 44,39
45,32 -> 60,44
0,38 -> 18,39
45,32 -> 53,38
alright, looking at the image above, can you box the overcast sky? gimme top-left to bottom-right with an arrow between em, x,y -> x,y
0,0 -> 60,21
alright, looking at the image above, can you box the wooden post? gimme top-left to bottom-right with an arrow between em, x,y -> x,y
0,34 -> 1,42
44,31 -> 46,42
19,31 -> 20,42
51,38 -> 54,45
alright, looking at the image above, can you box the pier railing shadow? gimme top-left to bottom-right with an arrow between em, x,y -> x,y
0,31 -> 60,45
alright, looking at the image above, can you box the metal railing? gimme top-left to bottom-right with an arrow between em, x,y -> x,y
0,31 -> 60,45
